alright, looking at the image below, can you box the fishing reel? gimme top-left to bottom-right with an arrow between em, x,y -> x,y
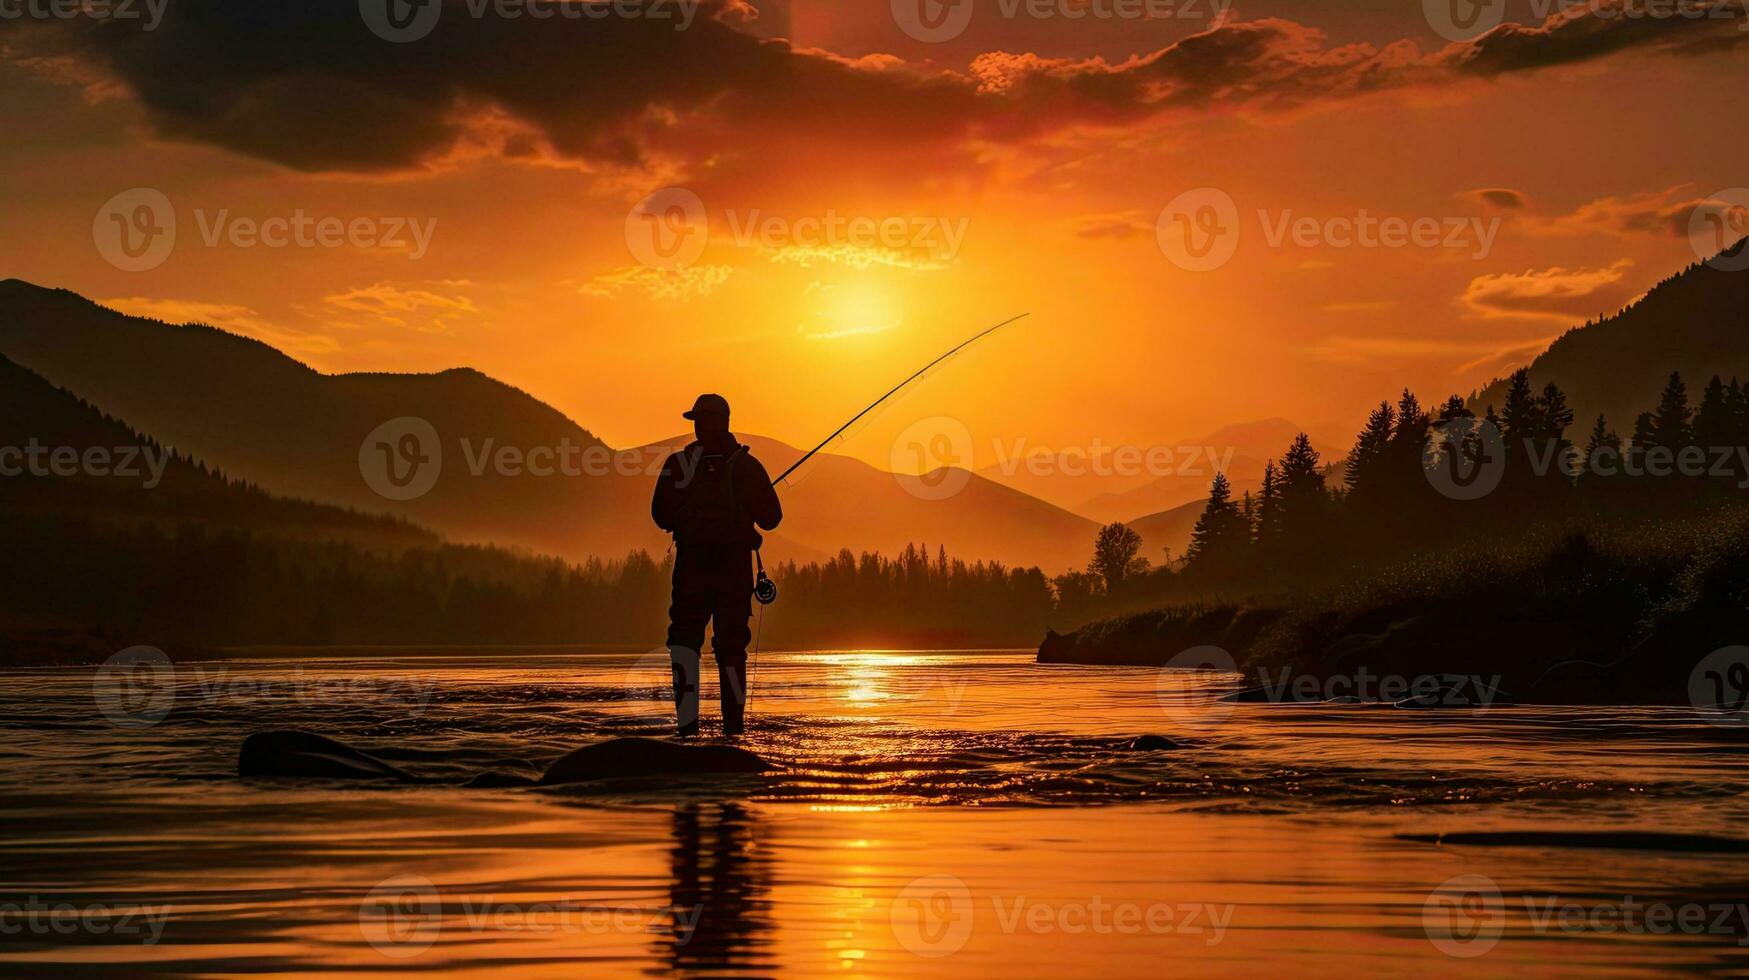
753,551 -> 777,605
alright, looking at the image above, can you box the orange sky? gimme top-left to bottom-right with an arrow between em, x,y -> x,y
1,0 -> 1745,472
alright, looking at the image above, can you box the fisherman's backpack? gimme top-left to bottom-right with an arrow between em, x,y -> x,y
674,445 -> 749,545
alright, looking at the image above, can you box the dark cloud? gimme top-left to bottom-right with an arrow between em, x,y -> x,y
1471,188 -> 1529,210
1446,0 -> 1749,76
5,0 -> 1743,175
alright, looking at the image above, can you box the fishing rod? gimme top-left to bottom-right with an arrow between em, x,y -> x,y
751,312 -> 1029,606
769,312 -> 1030,487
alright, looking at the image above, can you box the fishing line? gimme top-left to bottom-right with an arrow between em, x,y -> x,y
768,312 -> 1030,488
749,312 -> 1031,610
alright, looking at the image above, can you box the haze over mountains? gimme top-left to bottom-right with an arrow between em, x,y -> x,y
4,245 -> 1742,576
0,280 -> 1095,571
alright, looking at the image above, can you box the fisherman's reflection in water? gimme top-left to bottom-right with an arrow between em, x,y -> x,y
658,803 -> 772,975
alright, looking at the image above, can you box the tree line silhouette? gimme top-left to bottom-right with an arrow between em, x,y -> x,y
1175,367 -> 1749,586
10,351 -> 1749,657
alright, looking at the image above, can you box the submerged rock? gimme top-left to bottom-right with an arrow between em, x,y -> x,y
1127,734 -> 1182,751
238,730 -> 414,781
538,737 -> 773,786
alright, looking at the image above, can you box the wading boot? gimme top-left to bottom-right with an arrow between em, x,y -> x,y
671,649 -> 700,738
720,660 -> 748,737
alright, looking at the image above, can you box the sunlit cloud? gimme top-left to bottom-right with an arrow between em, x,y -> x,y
1524,185 -> 1694,237
1461,259 -> 1637,320
322,281 -> 481,332
578,265 -> 733,301
762,244 -> 949,272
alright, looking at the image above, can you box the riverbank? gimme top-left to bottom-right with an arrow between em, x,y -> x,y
1038,513 -> 1749,706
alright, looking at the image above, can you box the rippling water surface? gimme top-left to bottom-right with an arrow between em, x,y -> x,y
2,650 -> 1747,976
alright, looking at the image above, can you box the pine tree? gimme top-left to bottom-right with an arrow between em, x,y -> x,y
1434,394 -> 1472,426
1344,401 -> 1395,499
1630,412 -> 1656,477
1255,461 -> 1281,552
1579,414 -> 1620,486
1275,434 -> 1328,568
1694,375 -> 1731,451
1539,382 -> 1574,446
1648,371 -> 1692,450
1186,473 -> 1248,577
1727,378 -> 1749,447
1500,369 -> 1542,446
1583,414 -> 1619,459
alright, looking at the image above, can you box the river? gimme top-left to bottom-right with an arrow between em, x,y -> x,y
1,650 -> 1746,975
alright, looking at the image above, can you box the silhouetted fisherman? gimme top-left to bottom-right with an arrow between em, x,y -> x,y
652,394 -> 782,737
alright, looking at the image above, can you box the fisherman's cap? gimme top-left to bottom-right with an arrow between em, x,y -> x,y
683,393 -> 731,420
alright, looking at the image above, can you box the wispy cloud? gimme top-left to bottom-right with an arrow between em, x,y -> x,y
578,265 -> 733,301
762,243 -> 949,272
1461,259 -> 1637,320
322,281 -> 481,332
